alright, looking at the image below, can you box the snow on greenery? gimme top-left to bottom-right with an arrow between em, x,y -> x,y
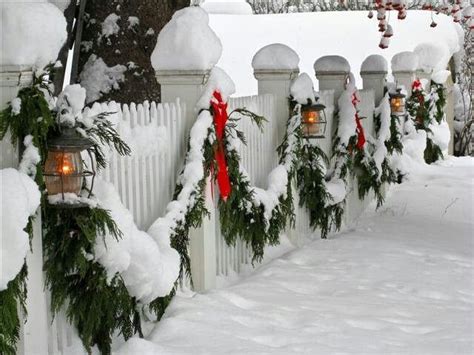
373,93 -> 391,178
117,157 -> 474,354
18,135 -> 41,178
93,179 -> 180,303
360,54 -> 388,73
336,73 -> 357,147
1,1 -> 67,68
79,54 -> 126,103
196,66 -> 236,110
0,169 -> 40,291
290,73 -> 316,105
251,43 -> 300,70
147,110 -> 213,249
151,7 -> 223,71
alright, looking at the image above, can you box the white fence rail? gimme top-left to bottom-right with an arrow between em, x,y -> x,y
95,100 -> 187,231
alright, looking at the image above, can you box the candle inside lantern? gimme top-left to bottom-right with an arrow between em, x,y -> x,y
44,151 -> 83,196
389,89 -> 406,116
302,110 -> 323,136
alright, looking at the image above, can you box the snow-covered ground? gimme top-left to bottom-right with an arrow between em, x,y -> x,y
117,157 -> 473,354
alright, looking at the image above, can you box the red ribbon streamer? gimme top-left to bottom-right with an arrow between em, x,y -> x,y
352,93 -> 366,150
210,91 -> 231,201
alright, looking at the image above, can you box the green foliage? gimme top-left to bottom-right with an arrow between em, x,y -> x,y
80,113 -> 131,171
353,147 -> 385,208
218,111 -> 294,262
296,141 -> 335,238
406,82 -> 446,164
0,264 -> 28,355
0,70 -> 138,354
42,206 -> 140,354
0,73 -> 55,186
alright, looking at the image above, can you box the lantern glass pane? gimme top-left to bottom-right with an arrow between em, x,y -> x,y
44,151 -> 83,196
302,109 -> 325,137
390,97 -> 405,114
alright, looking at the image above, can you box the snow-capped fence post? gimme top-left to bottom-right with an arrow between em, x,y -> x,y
0,65 -> 50,355
360,55 -> 388,107
252,44 -> 300,143
314,56 -> 350,139
391,52 -> 418,97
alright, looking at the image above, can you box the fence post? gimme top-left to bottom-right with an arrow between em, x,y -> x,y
155,70 -> 210,137
252,44 -> 300,143
0,65 -> 50,355
360,55 -> 388,107
314,55 -> 351,137
155,69 -> 216,292
391,52 -> 418,97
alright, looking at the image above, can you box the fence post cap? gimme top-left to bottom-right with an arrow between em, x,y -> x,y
314,55 -> 350,76
253,68 -> 300,81
155,69 -> 211,85
360,54 -> 388,75
252,43 -> 300,71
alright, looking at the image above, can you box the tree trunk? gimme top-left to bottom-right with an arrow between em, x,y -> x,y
77,0 -> 189,104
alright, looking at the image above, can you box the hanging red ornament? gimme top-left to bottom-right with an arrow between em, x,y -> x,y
368,10 -> 374,19
384,24 -> 393,37
398,10 -> 407,20
430,20 -> 438,27
379,36 -> 389,49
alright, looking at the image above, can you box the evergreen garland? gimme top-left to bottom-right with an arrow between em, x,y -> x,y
219,109 -> 295,262
406,80 -> 446,164
0,73 -> 55,354
0,72 -> 137,354
0,264 -> 28,355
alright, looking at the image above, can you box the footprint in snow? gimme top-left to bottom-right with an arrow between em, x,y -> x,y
416,290 -> 451,301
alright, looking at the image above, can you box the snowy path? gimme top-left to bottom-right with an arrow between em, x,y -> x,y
119,158 -> 473,354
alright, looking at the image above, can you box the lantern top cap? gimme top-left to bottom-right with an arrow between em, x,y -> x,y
389,88 -> 406,99
47,127 -> 93,152
301,97 -> 326,111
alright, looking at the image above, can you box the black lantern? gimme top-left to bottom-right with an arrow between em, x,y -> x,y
389,88 -> 406,116
44,127 -> 95,207
301,100 -> 327,139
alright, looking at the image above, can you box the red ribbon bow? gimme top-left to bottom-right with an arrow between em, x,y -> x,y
210,91 -> 232,201
412,79 -> 423,91
352,93 -> 366,150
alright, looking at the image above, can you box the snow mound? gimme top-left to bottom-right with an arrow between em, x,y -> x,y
1,169 -> 40,291
197,66 -> 236,110
201,0 -> 253,15
151,7 -> 222,71
290,73 -> 316,105
93,179 -> 180,303
252,43 -> 300,71
414,42 -> 450,73
1,2 -> 67,68
314,55 -> 350,73
361,54 -> 388,73
431,70 -> 451,84
391,51 -> 419,72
